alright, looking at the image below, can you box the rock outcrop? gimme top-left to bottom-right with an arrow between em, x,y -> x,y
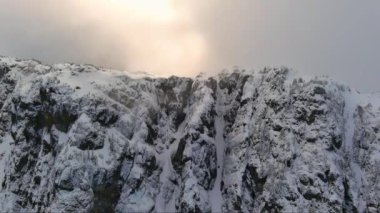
0,56 -> 379,212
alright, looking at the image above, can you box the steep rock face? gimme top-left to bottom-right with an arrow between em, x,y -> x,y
0,57 -> 379,212
219,69 -> 347,212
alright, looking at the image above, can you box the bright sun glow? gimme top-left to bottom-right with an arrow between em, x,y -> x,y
71,0 -> 207,76
113,0 -> 176,21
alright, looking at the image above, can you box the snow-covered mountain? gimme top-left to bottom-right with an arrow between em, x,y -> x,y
0,56 -> 380,213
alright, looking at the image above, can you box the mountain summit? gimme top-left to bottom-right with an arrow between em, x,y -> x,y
0,56 -> 379,212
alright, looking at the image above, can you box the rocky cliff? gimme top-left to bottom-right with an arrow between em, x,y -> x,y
0,56 -> 379,212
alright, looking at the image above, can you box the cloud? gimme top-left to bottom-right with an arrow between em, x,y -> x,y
0,0 -> 207,76
185,0 -> 380,91
0,0 -> 379,91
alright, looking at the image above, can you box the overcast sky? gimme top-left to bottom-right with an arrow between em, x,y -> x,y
0,0 -> 379,91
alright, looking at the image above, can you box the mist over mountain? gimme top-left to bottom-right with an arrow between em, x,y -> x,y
1,0 -> 380,91
0,56 -> 380,212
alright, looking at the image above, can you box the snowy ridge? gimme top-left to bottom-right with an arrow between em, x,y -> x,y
0,57 -> 380,212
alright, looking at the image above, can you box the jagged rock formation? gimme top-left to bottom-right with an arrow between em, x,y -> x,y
0,56 -> 379,212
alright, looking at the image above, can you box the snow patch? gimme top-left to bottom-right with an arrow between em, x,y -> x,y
209,85 -> 226,212
0,134 -> 12,185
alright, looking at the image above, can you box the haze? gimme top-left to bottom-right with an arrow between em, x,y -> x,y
0,0 -> 379,91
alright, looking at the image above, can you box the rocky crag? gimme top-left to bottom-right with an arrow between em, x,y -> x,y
0,56 -> 380,212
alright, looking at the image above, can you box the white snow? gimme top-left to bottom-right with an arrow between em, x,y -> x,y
342,88 -> 380,212
188,85 -> 215,128
209,86 -> 226,213
342,88 -> 362,207
155,117 -> 187,212
2,56 -> 380,212
154,143 -> 176,212
343,89 -> 379,150
0,134 -> 13,185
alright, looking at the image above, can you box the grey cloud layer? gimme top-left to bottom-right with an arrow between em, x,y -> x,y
0,0 -> 379,91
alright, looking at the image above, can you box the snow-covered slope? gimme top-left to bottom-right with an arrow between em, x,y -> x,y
0,56 -> 380,212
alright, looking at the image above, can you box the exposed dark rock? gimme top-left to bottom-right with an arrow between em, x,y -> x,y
174,110 -> 186,129
261,201 -> 283,213
243,165 -> 267,200
172,138 -> 187,173
146,123 -> 157,145
303,189 -> 322,201
96,109 -> 118,126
